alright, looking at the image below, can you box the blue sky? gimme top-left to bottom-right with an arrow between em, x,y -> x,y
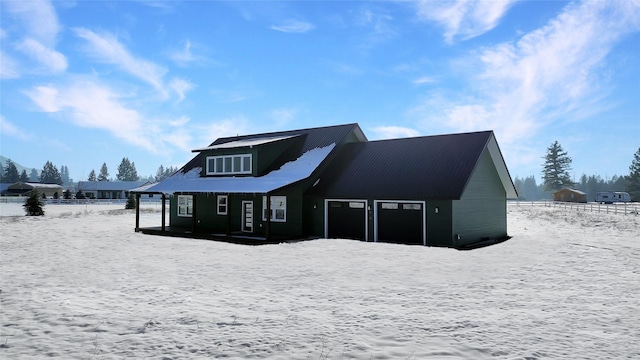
1,0 -> 639,183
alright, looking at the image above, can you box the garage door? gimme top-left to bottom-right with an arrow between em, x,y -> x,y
376,201 -> 425,245
327,200 -> 367,240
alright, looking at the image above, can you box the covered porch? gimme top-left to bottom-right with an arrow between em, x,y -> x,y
131,190 -> 292,245
135,225 -> 305,245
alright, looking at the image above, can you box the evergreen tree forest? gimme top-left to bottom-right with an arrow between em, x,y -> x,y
514,174 -> 630,202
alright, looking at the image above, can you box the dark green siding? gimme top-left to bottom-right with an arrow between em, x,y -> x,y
425,200 -> 453,247
452,149 -> 507,247
303,195 -> 326,238
168,190 -> 308,238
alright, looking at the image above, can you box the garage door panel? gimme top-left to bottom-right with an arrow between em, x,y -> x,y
327,201 -> 366,240
377,202 -> 424,245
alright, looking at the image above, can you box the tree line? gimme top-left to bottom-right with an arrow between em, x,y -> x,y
1,157 -> 178,187
515,142 -> 640,201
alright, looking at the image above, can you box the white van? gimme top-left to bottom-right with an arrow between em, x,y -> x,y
595,191 -> 631,204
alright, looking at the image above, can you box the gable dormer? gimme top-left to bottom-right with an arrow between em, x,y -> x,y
191,134 -> 305,177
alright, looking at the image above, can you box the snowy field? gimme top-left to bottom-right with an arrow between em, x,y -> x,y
1,202 -> 639,359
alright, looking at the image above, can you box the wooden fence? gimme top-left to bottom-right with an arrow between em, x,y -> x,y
509,200 -> 639,215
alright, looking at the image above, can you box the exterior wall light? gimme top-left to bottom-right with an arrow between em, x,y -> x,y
434,206 -> 439,214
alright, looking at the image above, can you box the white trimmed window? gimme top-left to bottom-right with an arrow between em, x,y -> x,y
206,154 -> 252,175
217,195 -> 228,215
177,195 -> 193,217
262,196 -> 286,222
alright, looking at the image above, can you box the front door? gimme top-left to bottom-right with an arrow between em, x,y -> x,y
242,201 -> 254,232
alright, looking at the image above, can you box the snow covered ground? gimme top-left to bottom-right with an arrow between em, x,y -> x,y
1,202 -> 638,359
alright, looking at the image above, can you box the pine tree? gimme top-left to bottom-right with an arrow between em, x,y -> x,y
542,141 -> 573,191
155,165 -> 177,182
155,165 -> 165,182
98,163 -> 109,181
3,159 -> 20,183
626,147 -> 640,201
24,190 -> 45,216
60,165 -> 71,186
19,170 -> 29,182
29,169 -> 39,182
87,169 -> 97,181
125,193 -> 136,209
117,157 -> 139,181
40,161 -> 63,184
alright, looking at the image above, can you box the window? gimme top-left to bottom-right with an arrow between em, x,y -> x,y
381,202 -> 399,210
177,195 -> 193,217
206,154 -> 252,175
262,196 -> 286,222
217,195 -> 228,215
402,203 -> 422,210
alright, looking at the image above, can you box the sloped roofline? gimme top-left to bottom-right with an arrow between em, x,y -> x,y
460,132 -> 518,199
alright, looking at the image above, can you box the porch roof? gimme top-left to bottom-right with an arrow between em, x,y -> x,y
133,143 -> 335,195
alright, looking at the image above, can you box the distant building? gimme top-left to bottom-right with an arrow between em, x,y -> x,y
77,181 -> 150,199
2,182 -> 63,198
552,188 -> 587,203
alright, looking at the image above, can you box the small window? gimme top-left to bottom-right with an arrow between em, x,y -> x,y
217,195 -> 228,215
402,203 -> 422,210
263,196 -> 286,222
243,156 -> 251,172
215,158 -> 223,173
224,157 -> 232,172
178,195 -> 193,217
349,202 -> 365,209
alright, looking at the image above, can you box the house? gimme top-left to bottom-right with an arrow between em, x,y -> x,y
552,188 -> 587,203
132,123 -> 517,248
2,182 -> 63,198
77,181 -> 151,199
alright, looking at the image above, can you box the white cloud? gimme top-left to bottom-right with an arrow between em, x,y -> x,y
2,0 -> 67,76
269,107 -> 298,127
270,20 -> 315,33
196,118 -> 249,146
3,0 -> 60,46
413,76 -> 437,85
169,78 -> 194,103
0,50 -> 20,79
413,1 -> 640,145
0,115 -> 30,141
73,28 -> 169,96
370,126 -> 420,140
168,40 -> 197,66
16,38 -> 67,73
416,0 -> 516,43
24,81 -> 158,152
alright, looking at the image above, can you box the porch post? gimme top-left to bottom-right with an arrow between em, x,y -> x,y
266,194 -> 271,241
191,194 -> 197,233
226,195 -> 231,237
135,193 -> 140,231
161,193 -> 166,231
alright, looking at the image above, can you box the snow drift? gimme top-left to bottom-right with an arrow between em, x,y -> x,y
0,203 -> 638,359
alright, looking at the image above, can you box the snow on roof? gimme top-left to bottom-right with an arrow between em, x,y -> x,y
8,182 -> 63,190
191,135 -> 299,152
142,143 -> 335,194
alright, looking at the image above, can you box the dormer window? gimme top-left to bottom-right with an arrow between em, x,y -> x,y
206,154 -> 252,175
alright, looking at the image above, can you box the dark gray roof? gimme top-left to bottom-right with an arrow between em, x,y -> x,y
310,130 -> 517,200
180,123 -> 366,173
